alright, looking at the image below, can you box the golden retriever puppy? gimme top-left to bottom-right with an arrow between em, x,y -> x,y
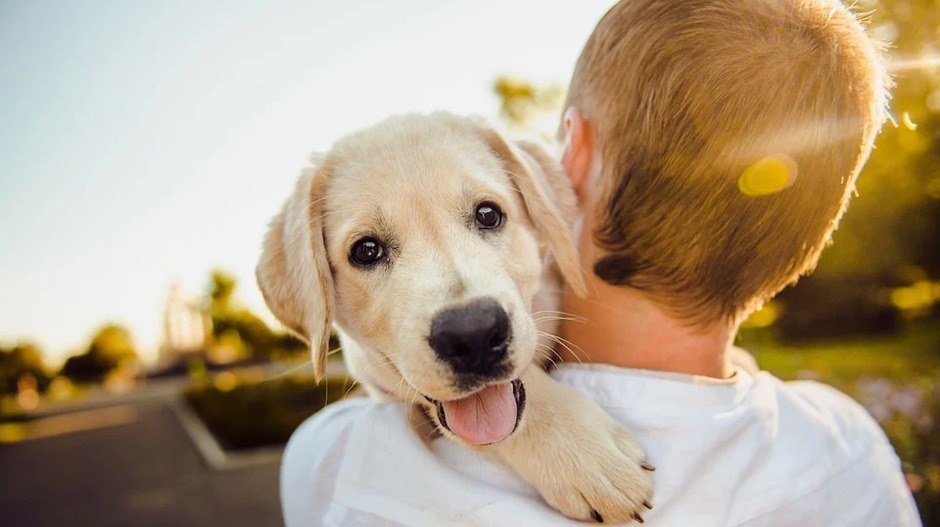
257,112 -> 653,523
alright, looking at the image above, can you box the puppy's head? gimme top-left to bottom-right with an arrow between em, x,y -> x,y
257,113 -> 583,444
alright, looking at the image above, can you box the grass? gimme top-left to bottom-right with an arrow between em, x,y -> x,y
743,320 -> 940,385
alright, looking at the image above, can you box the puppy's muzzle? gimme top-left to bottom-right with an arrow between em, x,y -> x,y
428,298 -> 511,380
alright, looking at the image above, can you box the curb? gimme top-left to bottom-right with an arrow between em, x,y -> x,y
169,395 -> 283,471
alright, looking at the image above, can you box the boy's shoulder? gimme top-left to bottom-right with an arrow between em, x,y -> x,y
280,369 -> 921,526
732,348 -> 891,453
766,374 -> 889,446
727,373 -> 921,525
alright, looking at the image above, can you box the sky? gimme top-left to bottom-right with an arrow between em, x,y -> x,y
0,0 -> 616,366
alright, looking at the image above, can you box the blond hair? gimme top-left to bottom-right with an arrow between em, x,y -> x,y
565,0 -> 890,324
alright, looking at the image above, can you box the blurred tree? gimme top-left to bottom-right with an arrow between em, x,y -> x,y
209,269 -> 236,316
205,270 -> 306,361
494,75 -> 564,136
60,325 -> 139,384
0,343 -> 51,395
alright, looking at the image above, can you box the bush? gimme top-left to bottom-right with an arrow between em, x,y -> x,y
184,374 -> 354,450
0,344 -> 51,395
775,274 -> 902,342
60,325 -> 139,384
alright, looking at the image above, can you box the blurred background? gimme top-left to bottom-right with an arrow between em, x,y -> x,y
0,0 -> 938,525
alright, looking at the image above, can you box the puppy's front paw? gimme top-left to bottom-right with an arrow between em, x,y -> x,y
495,369 -> 654,523
535,421 -> 654,524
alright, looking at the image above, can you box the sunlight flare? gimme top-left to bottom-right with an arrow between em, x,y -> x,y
738,154 -> 797,196
889,55 -> 940,73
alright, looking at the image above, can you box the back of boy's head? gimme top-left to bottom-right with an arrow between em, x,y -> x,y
565,0 -> 890,324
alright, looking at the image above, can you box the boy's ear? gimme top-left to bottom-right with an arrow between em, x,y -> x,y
560,106 -> 595,203
473,124 -> 587,298
256,157 -> 335,381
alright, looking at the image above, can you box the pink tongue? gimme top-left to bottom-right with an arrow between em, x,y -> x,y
441,383 -> 517,445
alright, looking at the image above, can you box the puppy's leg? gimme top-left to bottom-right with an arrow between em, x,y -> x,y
490,368 -> 654,523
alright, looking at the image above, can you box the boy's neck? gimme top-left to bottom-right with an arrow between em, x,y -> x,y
556,273 -> 737,379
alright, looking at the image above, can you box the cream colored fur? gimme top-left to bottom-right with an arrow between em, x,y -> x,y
257,112 -> 652,523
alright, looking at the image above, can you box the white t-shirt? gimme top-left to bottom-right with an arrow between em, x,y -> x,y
280,363 -> 921,526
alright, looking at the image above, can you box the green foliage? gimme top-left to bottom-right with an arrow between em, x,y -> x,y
493,75 -> 564,136
184,374 -> 354,450
205,269 -> 307,361
815,0 -> 939,280
208,269 -> 236,315
774,273 -> 903,341
60,324 -> 138,384
86,325 -> 137,363
0,343 -> 51,395
211,311 -> 279,359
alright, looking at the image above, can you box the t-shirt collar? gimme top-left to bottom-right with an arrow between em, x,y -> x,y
550,361 -> 756,414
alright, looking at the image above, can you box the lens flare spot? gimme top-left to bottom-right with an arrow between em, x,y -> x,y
738,154 -> 797,197
213,370 -> 239,392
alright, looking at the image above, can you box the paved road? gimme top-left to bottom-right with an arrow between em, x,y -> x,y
0,400 -> 282,527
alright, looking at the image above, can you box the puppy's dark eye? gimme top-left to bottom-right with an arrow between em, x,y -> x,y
475,202 -> 503,229
350,238 -> 385,266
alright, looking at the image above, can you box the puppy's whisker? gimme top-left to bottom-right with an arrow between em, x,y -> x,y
532,315 -> 586,325
532,314 -> 585,321
342,380 -> 361,399
540,352 -> 561,371
345,353 -> 399,397
259,359 -> 315,382
408,389 -> 422,408
393,376 -> 412,400
531,310 -> 588,322
414,415 -> 440,430
540,331 -> 587,364
535,342 -> 559,364
531,314 -> 577,320
542,332 -> 581,354
551,334 -> 589,364
337,353 -> 397,399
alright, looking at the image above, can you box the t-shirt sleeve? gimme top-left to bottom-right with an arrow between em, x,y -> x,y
280,398 -> 372,527
779,381 -> 922,527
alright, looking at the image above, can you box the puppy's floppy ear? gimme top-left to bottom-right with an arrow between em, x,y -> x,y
475,126 -> 587,297
256,157 -> 335,381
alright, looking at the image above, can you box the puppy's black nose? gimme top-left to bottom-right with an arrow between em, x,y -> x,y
428,299 -> 511,377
